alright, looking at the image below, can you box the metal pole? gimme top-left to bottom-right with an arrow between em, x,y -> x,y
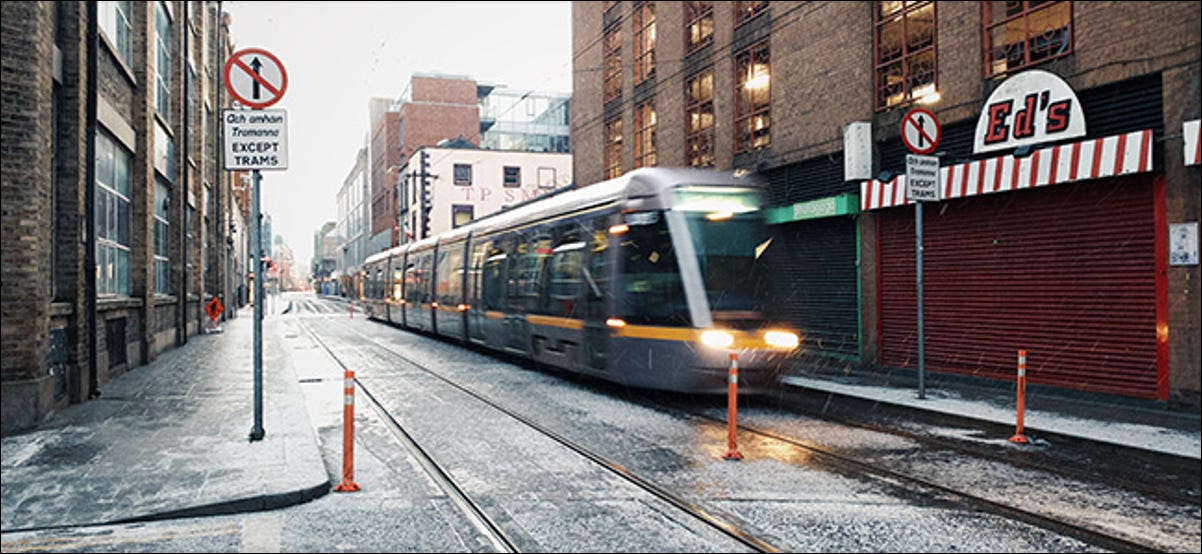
250,168 -> 265,441
916,201 -> 925,399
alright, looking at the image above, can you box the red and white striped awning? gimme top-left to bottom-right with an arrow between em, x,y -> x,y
861,129 -> 1154,211
1185,119 -> 1200,166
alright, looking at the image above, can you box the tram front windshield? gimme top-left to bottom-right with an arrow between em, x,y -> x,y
674,186 -> 772,324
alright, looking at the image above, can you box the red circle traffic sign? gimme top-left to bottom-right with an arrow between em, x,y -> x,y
223,48 -> 288,109
901,107 -> 941,155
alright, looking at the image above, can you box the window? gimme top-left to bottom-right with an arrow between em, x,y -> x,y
634,102 -> 657,169
634,2 -> 656,84
154,180 -> 171,294
875,1 -> 936,109
452,205 -> 474,229
481,245 -> 507,311
619,213 -> 688,326
453,163 -> 472,185
503,166 -> 521,187
735,1 -> 768,27
604,115 -> 623,180
984,1 -> 1072,77
154,2 -> 172,123
538,167 -> 557,189
154,121 -> 174,177
96,132 -> 132,297
547,236 -> 585,317
515,234 -> 553,314
734,40 -> 771,154
99,1 -> 132,65
603,25 -> 622,102
685,2 -> 714,53
685,69 -> 715,167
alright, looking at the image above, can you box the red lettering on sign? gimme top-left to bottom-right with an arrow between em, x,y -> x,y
1046,99 -> 1072,133
984,100 -> 1012,145
1013,93 -> 1038,139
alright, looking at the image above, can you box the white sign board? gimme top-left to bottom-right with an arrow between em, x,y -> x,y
1170,222 -> 1198,266
974,69 -> 1086,155
843,121 -> 872,181
906,154 -> 940,202
223,109 -> 288,170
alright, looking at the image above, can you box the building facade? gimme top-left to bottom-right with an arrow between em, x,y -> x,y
479,85 -> 572,154
571,1 -> 1201,410
336,147 -> 369,297
399,144 -> 574,241
1,1 -> 245,433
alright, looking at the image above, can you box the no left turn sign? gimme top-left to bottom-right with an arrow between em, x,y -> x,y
224,48 -> 287,109
901,107 -> 940,155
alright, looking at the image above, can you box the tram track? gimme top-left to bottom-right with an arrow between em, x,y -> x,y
292,300 -> 1187,553
292,308 -> 781,553
638,395 -> 1171,554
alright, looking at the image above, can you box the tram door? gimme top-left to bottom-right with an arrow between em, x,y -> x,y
583,216 -> 612,372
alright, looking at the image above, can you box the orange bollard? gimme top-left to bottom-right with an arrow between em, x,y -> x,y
334,370 -> 361,492
1009,349 -> 1029,444
349,303 -> 354,319
722,353 -> 743,460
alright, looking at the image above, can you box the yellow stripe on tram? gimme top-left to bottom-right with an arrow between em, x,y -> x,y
526,314 -> 585,330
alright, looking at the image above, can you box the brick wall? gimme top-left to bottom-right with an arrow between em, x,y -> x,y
1,1 -> 56,430
1,1 -> 241,434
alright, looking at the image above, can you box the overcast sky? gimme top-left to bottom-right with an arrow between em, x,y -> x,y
224,1 -> 573,271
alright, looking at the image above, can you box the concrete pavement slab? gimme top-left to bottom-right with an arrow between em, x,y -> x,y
1,308 -> 329,531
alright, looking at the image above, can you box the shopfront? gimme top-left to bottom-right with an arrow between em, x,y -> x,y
862,71 -> 1169,400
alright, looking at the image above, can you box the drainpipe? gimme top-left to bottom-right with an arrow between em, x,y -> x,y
215,1 -> 227,319
177,5 -> 189,345
84,1 -> 100,400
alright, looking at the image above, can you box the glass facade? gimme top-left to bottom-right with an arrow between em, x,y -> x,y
479,88 -> 571,153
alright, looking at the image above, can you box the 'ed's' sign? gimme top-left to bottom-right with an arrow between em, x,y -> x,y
973,69 -> 1085,155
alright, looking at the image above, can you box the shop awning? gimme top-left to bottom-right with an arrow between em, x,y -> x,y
860,129 -> 1153,211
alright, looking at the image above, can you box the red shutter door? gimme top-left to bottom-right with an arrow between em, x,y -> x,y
878,176 -> 1159,399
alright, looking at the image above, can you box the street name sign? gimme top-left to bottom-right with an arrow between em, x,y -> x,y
906,154 -> 940,202
223,109 -> 288,170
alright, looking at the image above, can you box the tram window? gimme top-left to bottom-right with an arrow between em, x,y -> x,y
516,233 -> 553,314
585,218 -> 612,319
469,240 -> 489,309
548,237 -> 585,317
392,263 -> 404,301
619,216 -> 689,325
482,247 -> 507,311
438,244 -> 465,306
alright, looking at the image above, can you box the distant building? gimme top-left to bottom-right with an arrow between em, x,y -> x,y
400,142 -> 573,240
336,148 -> 369,297
361,73 -> 574,253
478,85 -> 571,153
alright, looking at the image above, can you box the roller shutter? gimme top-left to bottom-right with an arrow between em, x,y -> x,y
878,176 -> 1159,399
768,217 -> 860,360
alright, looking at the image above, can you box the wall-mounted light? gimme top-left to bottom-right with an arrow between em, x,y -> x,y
1013,145 -> 1035,158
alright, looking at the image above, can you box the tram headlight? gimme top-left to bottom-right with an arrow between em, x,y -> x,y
700,330 -> 735,349
764,330 -> 800,349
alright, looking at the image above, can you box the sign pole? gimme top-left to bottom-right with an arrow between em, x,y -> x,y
900,107 -> 940,401
915,201 -> 925,400
249,168 -> 265,442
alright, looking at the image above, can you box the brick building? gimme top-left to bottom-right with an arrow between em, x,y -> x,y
1,1 -> 244,433
571,2 -> 1200,409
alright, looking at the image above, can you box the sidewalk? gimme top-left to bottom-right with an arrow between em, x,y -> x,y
780,364 -> 1201,461
0,307 -> 329,532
